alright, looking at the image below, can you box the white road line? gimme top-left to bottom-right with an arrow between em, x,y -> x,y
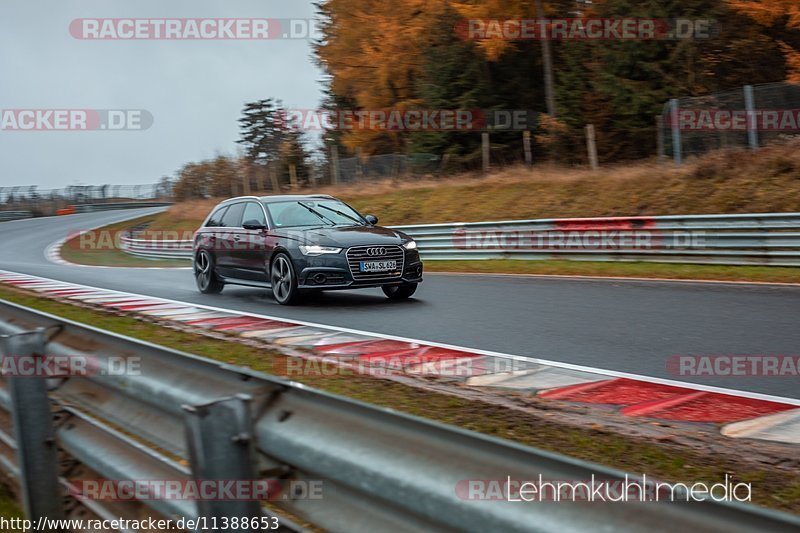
1,268 -> 799,407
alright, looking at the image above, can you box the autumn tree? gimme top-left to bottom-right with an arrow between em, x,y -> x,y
316,0 -> 798,166
728,0 -> 800,81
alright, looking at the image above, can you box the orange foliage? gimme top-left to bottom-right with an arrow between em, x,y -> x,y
318,0 -> 455,152
727,0 -> 800,27
728,0 -> 800,81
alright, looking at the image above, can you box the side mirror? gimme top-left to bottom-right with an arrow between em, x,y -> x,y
365,214 -> 378,225
243,220 -> 267,230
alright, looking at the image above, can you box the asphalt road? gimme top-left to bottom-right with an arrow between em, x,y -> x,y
1,208 -> 799,398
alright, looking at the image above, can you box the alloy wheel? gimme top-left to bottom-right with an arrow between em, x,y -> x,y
271,255 -> 294,303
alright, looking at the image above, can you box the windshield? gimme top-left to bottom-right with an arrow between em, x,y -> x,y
266,199 -> 365,228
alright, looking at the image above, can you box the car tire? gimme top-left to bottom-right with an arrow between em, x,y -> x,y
382,282 -> 417,300
271,253 -> 301,305
194,250 -> 224,294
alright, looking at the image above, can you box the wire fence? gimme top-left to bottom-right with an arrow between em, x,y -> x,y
333,153 -> 441,184
662,82 -> 800,163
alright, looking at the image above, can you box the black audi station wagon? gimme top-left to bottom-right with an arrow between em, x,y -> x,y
193,195 -> 423,304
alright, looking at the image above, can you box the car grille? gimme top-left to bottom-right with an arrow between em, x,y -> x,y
346,245 -> 405,282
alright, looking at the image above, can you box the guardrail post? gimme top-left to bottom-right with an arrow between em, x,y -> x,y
183,394 -> 264,530
0,329 -> 64,523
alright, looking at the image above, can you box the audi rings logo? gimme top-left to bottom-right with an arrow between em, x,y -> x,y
366,247 -> 387,256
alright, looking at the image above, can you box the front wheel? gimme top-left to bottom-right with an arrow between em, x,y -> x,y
194,250 -> 224,294
382,282 -> 417,300
271,254 -> 300,305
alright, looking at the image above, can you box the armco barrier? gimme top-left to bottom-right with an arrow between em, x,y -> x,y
117,212 -> 800,266
72,201 -> 172,214
0,211 -> 33,222
0,297 -> 799,532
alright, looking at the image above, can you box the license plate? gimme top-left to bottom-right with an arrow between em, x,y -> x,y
360,260 -> 397,272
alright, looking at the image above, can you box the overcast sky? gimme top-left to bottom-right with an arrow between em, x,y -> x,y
0,0 -> 324,189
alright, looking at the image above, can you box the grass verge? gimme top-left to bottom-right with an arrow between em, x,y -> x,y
425,259 -> 800,284
58,243 -> 188,268
127,143 -> 800,229
0,283 -> 798,513
58,213 -> 188,268
0,488 -> 22,530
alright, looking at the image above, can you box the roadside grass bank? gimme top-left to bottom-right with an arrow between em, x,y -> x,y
58,244 -> 188,268
59,143 -> 800,275
129,143 -> 800,229
0,284 -> 798,514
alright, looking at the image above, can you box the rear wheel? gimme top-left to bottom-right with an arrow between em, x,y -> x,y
195,250 -> 224,294
271,254 -> 300,305
382,282 -> 417,300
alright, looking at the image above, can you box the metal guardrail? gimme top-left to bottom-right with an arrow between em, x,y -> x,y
0,211 -> 33,223
1,182 -> 174,217
0,299 -> 798,532
72,201 -> 173,214
118,213 -> 800,266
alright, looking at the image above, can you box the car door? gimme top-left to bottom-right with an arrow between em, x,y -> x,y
196,204 -> 228,258
215,201 -> 246,278
233,201 -> 272,281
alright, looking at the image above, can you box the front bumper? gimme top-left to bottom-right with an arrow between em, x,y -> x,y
296,249 -> 423,290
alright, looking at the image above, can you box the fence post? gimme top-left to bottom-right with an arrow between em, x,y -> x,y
669,99 -> 682,166
392,154 -> 401,179
743,85 -> 759,150
330,145 -> 340,186
183,394 -> 264,528
1,329 -> 64,524
481,132 -> 490,173
656,115 -> 665,163
309,164 -> 318,187
439,154 -> 451,176
254,158 -> 264,192
585,124 -> 599,170
355,147 -> 364,181
269,163 -> 281,193
522,131 -> 532,166
242,166 -> 251,195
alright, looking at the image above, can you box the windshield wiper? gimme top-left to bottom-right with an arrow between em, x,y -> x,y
298,202 -> 336,226
317,204 -> 365,225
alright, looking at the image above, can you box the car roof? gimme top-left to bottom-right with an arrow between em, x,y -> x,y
218,194 -> 336,205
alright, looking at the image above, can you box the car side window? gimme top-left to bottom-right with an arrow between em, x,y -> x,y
220,202 -> 245,228
205,205 -> 228,227
242,202 -> 267,227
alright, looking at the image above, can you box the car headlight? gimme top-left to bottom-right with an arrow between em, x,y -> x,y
299,245 -> 342,256
403,240 -> 418,250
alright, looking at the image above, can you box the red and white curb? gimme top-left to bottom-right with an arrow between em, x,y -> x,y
0,268 -> 797,445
